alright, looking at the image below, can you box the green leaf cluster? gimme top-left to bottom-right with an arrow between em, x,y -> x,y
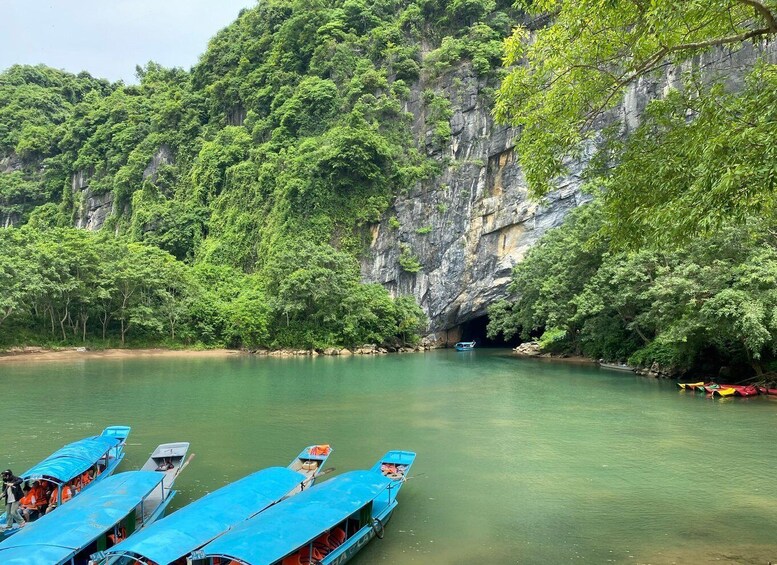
496,0 -> 777,240
0,226 -> 424,350
489,200 -> 777,374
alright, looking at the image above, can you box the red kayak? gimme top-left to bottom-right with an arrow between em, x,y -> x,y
756,386 -> 777,396
734,385 -> 760,397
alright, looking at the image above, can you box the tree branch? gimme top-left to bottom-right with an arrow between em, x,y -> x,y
581,26 -> 774,130
737,0 -> 777,32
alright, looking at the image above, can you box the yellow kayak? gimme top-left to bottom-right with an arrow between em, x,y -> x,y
712,387 -> 736,397
677,381 -> 704,390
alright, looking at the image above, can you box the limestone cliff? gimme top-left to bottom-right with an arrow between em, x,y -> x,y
361,40 -> 777,343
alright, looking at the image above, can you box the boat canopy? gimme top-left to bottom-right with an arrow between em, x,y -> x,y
101,467 -> 306,565
0,471 -> 165,565
21,435 -> 121,484
196,471 -> 392,564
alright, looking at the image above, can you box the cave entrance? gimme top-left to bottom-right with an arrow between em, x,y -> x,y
455,315 -> 520,348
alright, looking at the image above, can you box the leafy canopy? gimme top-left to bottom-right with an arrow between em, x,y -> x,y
495,0 -> 777,239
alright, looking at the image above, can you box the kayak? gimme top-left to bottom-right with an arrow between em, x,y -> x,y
677,381 -> 704,390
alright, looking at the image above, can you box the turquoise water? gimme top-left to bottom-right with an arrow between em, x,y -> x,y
2,349 -> 776,564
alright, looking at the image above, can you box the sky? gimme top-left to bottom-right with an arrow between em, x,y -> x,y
0,0 -> 258,84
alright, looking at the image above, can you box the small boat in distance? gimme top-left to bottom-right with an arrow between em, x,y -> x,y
0,468 -> 180,565
598,361 -> 634,372
455,340 -> 476,351
90,445 -> 327,565
0,425 -> 130,537
190,450 -> 416,565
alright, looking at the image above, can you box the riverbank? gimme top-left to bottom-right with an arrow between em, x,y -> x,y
511,341 -> 596,365
0,346 -> 243,363
0,341 -> 436,363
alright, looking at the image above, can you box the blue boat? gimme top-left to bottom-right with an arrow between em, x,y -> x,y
285,444 -> 334,496
455,340 -> 476,351
0,470 -> 177,565
91,445 -> 333,565
190,450 -> 416,565
0,425 -> 130,536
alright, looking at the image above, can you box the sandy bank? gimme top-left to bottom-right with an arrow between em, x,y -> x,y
0,347 -> 243,364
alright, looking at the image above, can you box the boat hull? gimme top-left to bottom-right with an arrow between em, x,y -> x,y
598,363 -> 634,372
322,506 -> 396,565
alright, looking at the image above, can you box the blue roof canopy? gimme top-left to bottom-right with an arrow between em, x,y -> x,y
102,467 -> 306,564
199,471 -> 392,564
22,436 -> 120,484
0,471 -> 165,565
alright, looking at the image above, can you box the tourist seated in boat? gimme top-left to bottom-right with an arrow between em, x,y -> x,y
46,483 -> 73,513
106,524 -> 126,547
19,480 -> 48,521
81,468 -> 94,488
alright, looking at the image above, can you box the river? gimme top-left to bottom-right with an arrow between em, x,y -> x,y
2,349 -> 776,564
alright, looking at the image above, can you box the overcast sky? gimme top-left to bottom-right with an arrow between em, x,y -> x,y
0,0 -> 257,83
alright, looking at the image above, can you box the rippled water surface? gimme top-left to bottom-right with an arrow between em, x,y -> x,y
2,349 -> 777,564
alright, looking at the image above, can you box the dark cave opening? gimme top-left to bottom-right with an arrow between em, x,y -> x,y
456,315 -> 521,348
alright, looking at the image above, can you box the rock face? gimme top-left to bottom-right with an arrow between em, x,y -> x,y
0,153 -> 23,227
73,168 -> 113,231
73,146 -> 173,231
361,41 -> 777,342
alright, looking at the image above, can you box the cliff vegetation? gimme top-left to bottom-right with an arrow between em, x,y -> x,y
0,0 -> 514,349
489,0 -> 777,376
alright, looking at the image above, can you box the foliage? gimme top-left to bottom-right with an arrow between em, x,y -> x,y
398,244 -> 423,273
489,200 -> 777,374
495,0 -> 777,247
0,226 -> 423,349
1,1 -> 475,348
597,65 -> 777,246
496,0 -> 777,195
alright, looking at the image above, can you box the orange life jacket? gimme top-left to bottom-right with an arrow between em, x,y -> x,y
61,485 -> 73,503
309,444 -> 331,456
107,525 -> 126,546
20,485 -> 47,508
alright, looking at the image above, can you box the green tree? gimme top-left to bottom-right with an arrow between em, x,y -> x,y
496,0 -> 777,194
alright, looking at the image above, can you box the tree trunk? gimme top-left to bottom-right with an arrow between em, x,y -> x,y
81,313 -> 89,342
60,307 -> 69,341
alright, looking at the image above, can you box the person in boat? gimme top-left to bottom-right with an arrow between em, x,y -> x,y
80,469 -> 94,489
19,480 -> 48,521
46,482 -> 73,513
106,524 -> 126,547
1,469 -> 25,530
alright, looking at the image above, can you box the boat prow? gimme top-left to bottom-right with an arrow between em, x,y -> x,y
140,441 -> 191,489
287,444 -> 333,495
371,449 -> 416,483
